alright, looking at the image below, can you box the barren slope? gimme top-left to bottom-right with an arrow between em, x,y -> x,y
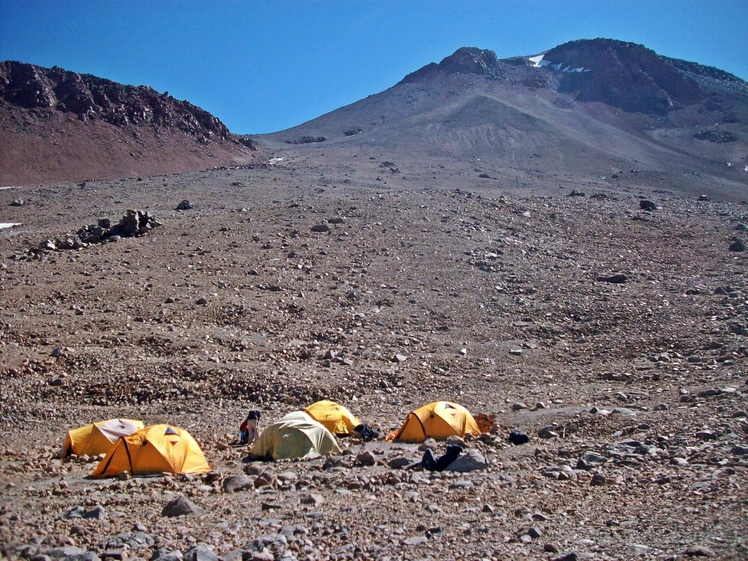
257,41 -> 748,200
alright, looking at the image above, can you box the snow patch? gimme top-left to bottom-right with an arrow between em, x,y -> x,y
0,223 -> 22,230
529,54 -> 546,67
544,61 -> 591,73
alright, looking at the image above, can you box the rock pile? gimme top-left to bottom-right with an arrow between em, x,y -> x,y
13,210 -> 160,260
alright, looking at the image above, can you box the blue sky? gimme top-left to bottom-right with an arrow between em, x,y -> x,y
1,1 -> 746,134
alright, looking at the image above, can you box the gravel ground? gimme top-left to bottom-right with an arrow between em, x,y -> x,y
0,163 -> 746,561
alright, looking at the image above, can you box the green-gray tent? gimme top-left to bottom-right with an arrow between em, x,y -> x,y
250,411 -> 341,460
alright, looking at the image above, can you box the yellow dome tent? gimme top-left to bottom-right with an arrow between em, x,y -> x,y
61,419 -> 144,459
386,401 -> 481,442
251,411 -> 341,460
92,424 -> 210,478
304,400 -> 361,435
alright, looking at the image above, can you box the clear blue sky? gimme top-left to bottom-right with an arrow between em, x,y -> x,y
1,1 -> 746,134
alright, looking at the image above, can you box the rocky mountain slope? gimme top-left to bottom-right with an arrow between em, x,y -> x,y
0,61 -> 258,186
258,39 -> 748,200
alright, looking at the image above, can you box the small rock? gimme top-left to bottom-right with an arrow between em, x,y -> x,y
577,452 -> 606,471
444,449 -> 487,472
684,545 -> 717,557
388,457 -> 414,469
538,426 -> 559,439
611,407 -> 636,416
254,472 -> 277,489
152,550 -> 183,561
551,553 -> 578,561
508,430 -> 529,445
728,238 -> 745,252
598,273 -> 627,283
591,472 -> 606,486
639,200 -> 657,211
183,546 -> 218,561
161,497 -> 203,517
82,506 -> 106,519
176,200 -> 193,210
310,224 -> 330,233
695,430 -> 717,441
301,493 -> 325,506
356,451 -> 376,466
61,507 -> 86,520
247,551 -> 273,561
223,475 -> 254,493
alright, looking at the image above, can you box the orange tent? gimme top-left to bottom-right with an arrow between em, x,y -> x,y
61,419 -> 144,458
92,424 -> 210,477
387,401 -> 481,442
304,400 -> 361,435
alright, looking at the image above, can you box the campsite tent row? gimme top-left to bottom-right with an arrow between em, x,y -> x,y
62,400 -> 483,477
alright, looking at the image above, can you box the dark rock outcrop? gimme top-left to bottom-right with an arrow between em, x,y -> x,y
0,61 -> 250,144
400,47 -> 506,83
541,39 -> 703,115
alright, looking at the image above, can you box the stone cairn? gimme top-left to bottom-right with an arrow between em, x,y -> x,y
14,210 -> 160,260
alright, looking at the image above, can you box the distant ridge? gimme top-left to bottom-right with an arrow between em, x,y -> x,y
0,61 -> 258,185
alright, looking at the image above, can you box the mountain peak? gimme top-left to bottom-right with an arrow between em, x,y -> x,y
400,38 -> 747,116
400,46 -> 505,84
537,38 -> 703,114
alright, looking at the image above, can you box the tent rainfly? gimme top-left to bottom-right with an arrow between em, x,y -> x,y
304,400 -> 361,435
386,401 -> 481,442
61,419 -> 144,459
92,424 -> 211,478
251,411 -> 341,460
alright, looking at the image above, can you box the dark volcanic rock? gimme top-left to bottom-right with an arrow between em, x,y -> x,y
728,238 -> 745,252
639,200 -> 657,211
508,430 -> 529,445
0,61 -> 234,139
161,496 -> 203,517
401,47 -> 506,83
542,39 -> 703,114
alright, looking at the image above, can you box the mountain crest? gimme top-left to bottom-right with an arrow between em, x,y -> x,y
0,61 -> 235,141
538,38 -> 703,114
401,46 -> 505,83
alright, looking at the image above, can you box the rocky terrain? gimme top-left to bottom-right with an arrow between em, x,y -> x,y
0,38 -> 747,561
0,160 -> 747,560
0,62 -> 258,186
